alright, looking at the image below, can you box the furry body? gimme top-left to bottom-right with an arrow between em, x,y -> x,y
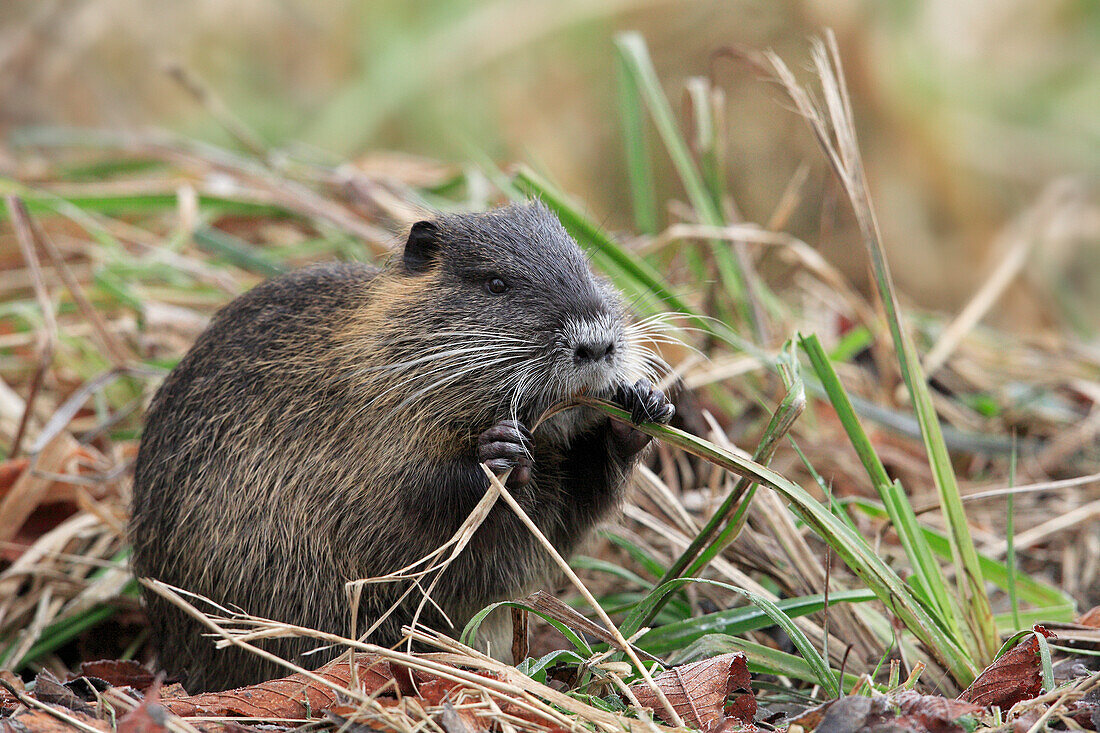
130,204 -> 671,691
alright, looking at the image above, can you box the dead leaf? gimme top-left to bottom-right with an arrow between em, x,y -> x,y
629,652 -> 754,730
438,701 -> 479,733
74,660 -> 158,692
0,434 -> 105,557
415,677 -> 462,707
1077,606 -> 1100,628
0,706 -> 109,733
0,458 -> 29,497
0,671 -> 24,715
959,626 -> 1055,709
417,675 -> 489,732
33,669 -> 95,715
789,690 -> 982,732
163,654 -> 397,718
118,680 -> 171,733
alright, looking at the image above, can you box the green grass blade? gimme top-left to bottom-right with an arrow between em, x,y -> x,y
584,399 -> 978,685
637,589 -> 875,657
461,600 -> 592,656
801,333 -> 961,642
683,77 -> 726,217
615,49 -> 658,235
613,33 -> 754,329
1007,442 -> 1021,631
894,325 -> 998,660
674,634 -> 862,692
993,609 -> 1070,633
0,188 -> 286,219
634,343 -> 805,630
795,36 -> 998,661
680,348 -> 804,578
847,499 -> 1074,618
3,553 -> 139,669
601,531 -> 668,580
1035,633 -> 1054,693
193,226 -> 287,277
619,577 -> 839,697
571,556 -> 651,589
800,334 -> 891,488
517,649 -> 588,682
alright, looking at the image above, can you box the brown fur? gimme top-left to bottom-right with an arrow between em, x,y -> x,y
130,204 -> 668,692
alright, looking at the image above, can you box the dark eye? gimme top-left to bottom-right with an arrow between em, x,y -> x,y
486,277 -> 508,295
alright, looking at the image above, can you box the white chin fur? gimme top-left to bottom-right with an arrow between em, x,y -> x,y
535,361 -> 625,446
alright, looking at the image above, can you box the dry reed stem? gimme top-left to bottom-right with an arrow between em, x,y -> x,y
145,580 -> 670,733
345,478 -> 502,645
4,196 -> 57,458
482,466 -> 684,728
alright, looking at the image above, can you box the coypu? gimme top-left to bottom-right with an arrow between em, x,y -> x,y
130,202 -> 674,692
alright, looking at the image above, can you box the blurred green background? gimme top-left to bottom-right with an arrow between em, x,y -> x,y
2,0 -> 1097,332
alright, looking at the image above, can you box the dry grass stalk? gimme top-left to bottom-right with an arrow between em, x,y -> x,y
482,466 -> 685,728
143,580 -> 674,733
0,37 -> 1096,723
345,479 -> 502,645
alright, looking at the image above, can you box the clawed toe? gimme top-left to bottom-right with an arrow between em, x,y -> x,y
478,420 -> 533,488
614,378 -> 675,426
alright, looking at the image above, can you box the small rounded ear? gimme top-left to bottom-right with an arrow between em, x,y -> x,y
403,220 -> 441,273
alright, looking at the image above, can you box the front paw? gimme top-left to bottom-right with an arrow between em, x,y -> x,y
478,419 -> 533,488
609,379 -> 674,458
614,378 -> 675,426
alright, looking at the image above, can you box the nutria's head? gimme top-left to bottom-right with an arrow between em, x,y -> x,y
361,202 -> 662,429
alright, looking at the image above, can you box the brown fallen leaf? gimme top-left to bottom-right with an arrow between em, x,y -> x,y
118,680 -> 171,733
629,652 -> 755,730
415,676 -> 463,707
0,434 -> 85,545
789,690 -> 982,733
163,654 -> 397,718
0,458 -> 29,497
412,670 -> 570,733
0,672 -> 24,716
0,705 -> 110,733
33,669 -> 96,716
958,626 -> 1055,709
1078,606 -> 1100,628
0,436 -> 112,562
74,660 -> 159,692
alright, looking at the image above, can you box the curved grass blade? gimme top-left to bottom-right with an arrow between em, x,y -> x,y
674,634 -> 862,691
461,600 -> 592,657
637,589 -> 875,657
801,333 -> 962,644
761,34 -> 998,660
637,343 -> 805,630
619,576 -> 839,697
614,33 -> 754,329
582,398 -> 978,685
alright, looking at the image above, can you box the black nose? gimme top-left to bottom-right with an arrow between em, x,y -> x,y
574,340 -> 615,364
